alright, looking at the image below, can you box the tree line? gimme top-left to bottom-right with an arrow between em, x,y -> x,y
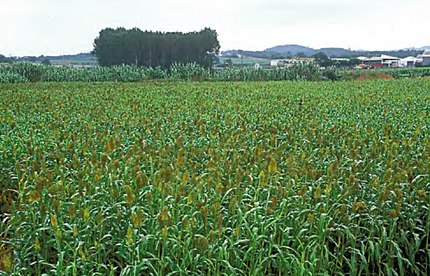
92,27 -> 220,69
0,54 -> 13,63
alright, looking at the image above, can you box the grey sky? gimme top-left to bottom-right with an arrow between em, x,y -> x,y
1,0 -> 429,56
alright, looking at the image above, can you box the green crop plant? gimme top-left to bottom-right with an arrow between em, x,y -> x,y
0,79 -> 429,275
170,62 -> 210,81
0,62 -> 338,83
2,61 -> 430,84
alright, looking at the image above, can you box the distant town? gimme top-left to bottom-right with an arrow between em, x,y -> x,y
218,45 -> 430,70
268,51 -> 430,69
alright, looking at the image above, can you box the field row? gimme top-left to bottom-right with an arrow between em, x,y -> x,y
2,62 -> 430,83
1,80 -> 429,274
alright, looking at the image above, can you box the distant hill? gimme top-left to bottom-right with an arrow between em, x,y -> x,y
265,44 -> 316,56
46,53 -> 94,61
222,44 -> 361,59
319,48 -> 364,57
221,50 -> 272,59
222,44 -> 428,59
11,53 -> 97,65
402,46 -> 430,51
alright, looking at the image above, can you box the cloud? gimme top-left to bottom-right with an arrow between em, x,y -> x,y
0,0 -> 428,56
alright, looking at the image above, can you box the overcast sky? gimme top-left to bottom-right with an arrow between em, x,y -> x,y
1,0 -> 429,56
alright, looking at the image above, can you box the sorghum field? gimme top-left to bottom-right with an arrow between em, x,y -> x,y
1,80 -> 429,275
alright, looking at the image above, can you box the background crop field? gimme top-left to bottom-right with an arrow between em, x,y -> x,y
1,80 -> 429,275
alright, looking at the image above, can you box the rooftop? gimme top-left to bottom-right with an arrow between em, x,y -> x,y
401,56 -> 416,61
380,54 -> 399,60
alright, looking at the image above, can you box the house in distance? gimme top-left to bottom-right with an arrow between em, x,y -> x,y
357,55 -> 400,68
420,50 -> 430,66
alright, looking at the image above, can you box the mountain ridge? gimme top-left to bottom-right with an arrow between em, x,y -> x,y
222,44 -> 428,59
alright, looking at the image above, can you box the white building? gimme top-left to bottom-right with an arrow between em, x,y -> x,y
270,59 -> 292,67
331,58 -> 350,62
380,55 -> 401,67
357,55 -> 400,68
400,56 -> 418,67
422,50 -> 430,66
270,58 -> 315,67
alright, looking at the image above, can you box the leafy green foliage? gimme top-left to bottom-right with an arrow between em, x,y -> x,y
382,67 -> 430,78
93,27 -> 220,69
1,80 -> 429,274
1,63 -> 44,82
0,71 -> 28,83
0,62 -> 327,83
342,67 -> 430,80
322,66 -> 342,81
170,62 -> 209,81
0,54 -> 13,64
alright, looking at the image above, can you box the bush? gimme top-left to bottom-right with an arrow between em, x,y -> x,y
322,66 -> 342,81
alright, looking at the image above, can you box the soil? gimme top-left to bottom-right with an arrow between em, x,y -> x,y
356,73 -> 394,80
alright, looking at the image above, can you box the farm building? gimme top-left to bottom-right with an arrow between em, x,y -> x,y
358,55 -> 400,68
270,58 -> 315,67
400,56 -> 418,67
270,59 -> 286,67
421,50 -> 430,66
331,58 -> 350,62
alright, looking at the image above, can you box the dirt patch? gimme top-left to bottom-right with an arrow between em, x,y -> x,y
0,239 -> 12,273
356,73 -> 394,80
0,190 -> 16,273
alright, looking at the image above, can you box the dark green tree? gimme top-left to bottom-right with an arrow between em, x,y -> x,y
224,58 -> 233,67
41,58 -> 51,66
93,27 -> 220,69
0,54 -> 12,63
295,52 -> 307,58
312,52 -> 333,67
